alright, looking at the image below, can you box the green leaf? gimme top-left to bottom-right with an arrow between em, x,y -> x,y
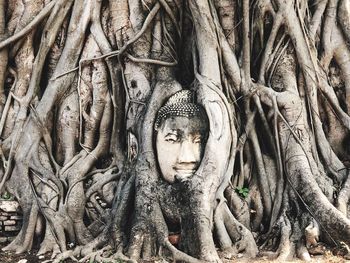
235,187 -> 249,198
1,191 -> 11,200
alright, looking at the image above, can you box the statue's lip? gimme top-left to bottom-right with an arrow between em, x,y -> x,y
174,168 -> 196,174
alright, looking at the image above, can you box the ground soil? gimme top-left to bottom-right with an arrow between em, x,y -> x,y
233,255 -> 348,263
0,243 -> 348,263
0,244 -> 75,263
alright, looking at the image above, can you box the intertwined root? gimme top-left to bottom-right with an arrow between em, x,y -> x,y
0,0 -> 350,262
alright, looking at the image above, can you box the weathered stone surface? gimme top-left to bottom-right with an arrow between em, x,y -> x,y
0,201 -> 19,212
0,215 -> 8,220
4,220 -> 16,226
0,237 -> 8,243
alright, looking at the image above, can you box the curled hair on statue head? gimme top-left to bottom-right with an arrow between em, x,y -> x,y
154,90 -> 207,131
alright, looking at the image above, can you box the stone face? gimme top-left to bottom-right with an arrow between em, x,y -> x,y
0,200 -> 19,212
155,91 -> 209,184
0,237 -> 8,243
0,215 -> 8,220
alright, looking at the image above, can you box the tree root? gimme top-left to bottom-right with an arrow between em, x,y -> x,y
214,201 -> 258,259
1,1 -> 350,262
0,1 -> 56,50
37,230 -> 60,258
85,170 -> 121,200
165,240 -> 203,263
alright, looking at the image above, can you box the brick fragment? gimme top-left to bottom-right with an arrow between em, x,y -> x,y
4,225 -> 20,231
4,220 -> 16,226
0,201 -> 19,212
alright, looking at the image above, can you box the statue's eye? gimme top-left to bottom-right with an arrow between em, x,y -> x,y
165,134 -> 178,143
193,136 -> 202,144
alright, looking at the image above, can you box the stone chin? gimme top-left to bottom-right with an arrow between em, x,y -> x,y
174,170 -> 196,182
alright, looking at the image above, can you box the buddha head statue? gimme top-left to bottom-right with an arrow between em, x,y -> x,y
154,90 -> 209,183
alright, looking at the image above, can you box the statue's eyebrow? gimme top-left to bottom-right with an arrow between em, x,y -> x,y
164,130 -> 178,137
165,129 -> 184,138
191,133 -> 202,138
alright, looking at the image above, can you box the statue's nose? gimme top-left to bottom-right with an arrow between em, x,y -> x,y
178,140 -> 197,164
